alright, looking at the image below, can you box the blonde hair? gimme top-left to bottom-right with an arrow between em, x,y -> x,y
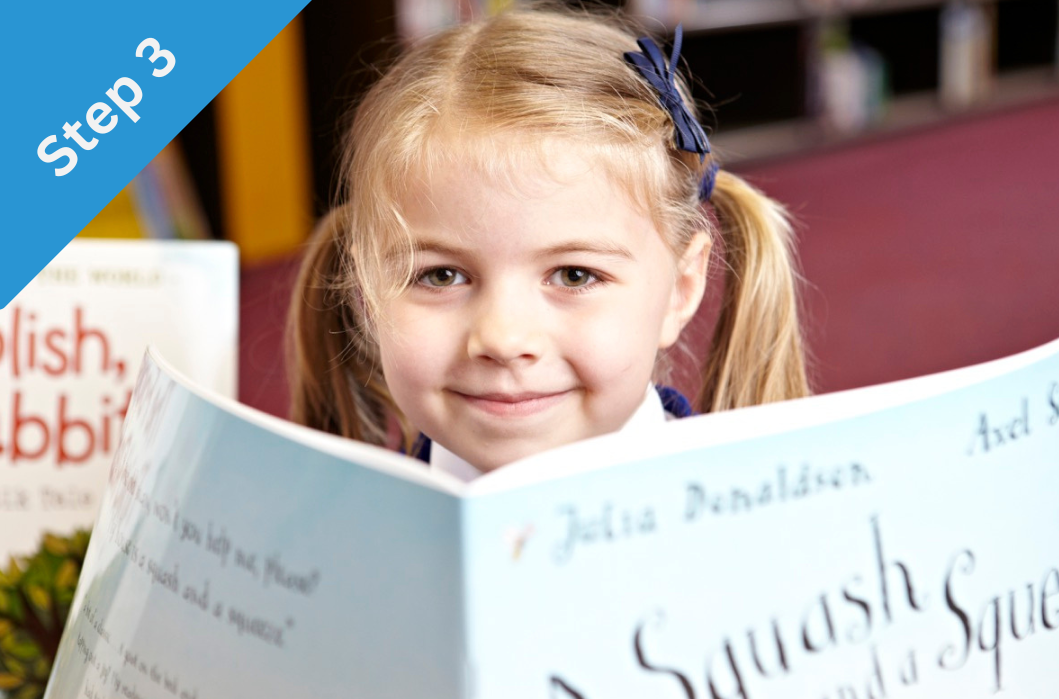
288,4 -> 809,448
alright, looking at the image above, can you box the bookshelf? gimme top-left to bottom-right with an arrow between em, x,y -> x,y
627,0 -> 1059,163
175,0 -> 1059,248
711,64 -> 1058,161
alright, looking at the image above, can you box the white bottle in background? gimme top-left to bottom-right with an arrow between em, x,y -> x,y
940,1 -> 993,109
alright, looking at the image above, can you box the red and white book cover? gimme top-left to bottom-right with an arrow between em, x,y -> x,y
0,239 -> 238,561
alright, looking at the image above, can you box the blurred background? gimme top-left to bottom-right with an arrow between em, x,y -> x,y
76,0 -> 1059,418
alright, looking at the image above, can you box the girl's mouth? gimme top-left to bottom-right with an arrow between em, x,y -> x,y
453,390 -> 571,418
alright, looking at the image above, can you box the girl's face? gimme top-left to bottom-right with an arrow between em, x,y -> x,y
377,141 -> 708,471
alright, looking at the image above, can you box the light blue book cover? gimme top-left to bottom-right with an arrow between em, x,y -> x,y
43,337 -> 1059,698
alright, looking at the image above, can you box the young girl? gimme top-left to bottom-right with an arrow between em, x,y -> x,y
288,4 -> 809,479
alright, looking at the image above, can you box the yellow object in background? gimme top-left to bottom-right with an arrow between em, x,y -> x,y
215,15 -> 313,264
79,188 -> 145,239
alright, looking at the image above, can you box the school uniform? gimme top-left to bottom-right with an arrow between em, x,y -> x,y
412,384 -> 695,481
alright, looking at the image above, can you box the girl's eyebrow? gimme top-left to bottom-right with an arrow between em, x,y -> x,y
410,240 -> 465,257
386,239 -> 468,266
408,239 -> 634,260
536,241 -> 634,260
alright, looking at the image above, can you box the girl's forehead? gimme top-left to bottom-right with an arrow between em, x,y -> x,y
394,142 -> 670,268
374,130 -> 680,267
405,132 -> 651,213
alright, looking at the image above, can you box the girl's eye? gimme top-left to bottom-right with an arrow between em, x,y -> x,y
418,267 -> 466,288
549,267 -> 598,289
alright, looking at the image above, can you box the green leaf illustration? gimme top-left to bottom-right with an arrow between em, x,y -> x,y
0,529 -> 91,699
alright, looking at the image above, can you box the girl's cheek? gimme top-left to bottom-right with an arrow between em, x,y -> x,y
565,304 -> 657,378
377,303 -> 450,376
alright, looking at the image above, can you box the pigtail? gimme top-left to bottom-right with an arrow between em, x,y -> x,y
698,169 -> 810,413
287,206 -> 402,446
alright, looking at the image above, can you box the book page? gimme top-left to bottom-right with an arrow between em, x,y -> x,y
44,351 -> 468,699
459,335 -> 1059,697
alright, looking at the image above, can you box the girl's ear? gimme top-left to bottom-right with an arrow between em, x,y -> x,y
659,231 -> 711,349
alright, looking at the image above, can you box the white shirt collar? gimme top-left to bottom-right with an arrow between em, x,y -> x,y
430,385 -> 667,482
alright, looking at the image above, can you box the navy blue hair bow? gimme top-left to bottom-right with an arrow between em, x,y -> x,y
699,159 -> 720,201
624,25 -> 711,163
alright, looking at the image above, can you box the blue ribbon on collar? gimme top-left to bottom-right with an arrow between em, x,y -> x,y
624,25 -> 711,163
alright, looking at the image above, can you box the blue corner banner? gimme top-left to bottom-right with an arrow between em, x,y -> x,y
0,1 -> 312,308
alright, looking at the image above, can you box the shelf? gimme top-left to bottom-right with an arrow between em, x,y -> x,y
632,0 -> 1014,33
712,67 -> 1059,164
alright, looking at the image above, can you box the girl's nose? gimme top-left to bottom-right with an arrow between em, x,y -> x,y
466,287 -> 544,364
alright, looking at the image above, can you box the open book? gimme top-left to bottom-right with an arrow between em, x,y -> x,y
45,337 -> 1059,699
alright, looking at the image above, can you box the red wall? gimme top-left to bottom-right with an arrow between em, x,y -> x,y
738,98 -> 1059,394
